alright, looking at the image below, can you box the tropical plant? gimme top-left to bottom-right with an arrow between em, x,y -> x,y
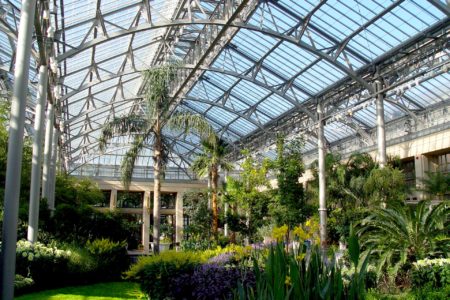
269,136 -> 311,228
358,200 -> 449,281
363,165 -> 407,206
421,171 -> 450,200
226,150 -> 272,243
309,152 -> 378,209
99,64 -> 215,252
235,231 -> 370,299
191,137 -> 233,236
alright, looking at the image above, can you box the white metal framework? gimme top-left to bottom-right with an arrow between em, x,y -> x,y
1,0 -> 449,175
1,2 -> 449,298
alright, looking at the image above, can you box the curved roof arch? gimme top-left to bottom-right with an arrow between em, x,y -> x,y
2,0 -> 449,174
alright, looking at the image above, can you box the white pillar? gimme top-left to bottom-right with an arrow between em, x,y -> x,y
27,65 -> 48,243
317,102 -> 327,249
41,103 -> 54,203
175,191 -> 184,248
224,203 -> 229,237
414,154 -> 429,200
223,170 -> 229,237
1,0 -> 37,298
375,79 -> 386,168
142,190 -> 151,254
109,189 -> 117,210
47,128 -> 58,210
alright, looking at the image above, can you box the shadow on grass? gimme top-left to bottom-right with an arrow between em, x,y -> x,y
15,281 -> 145,300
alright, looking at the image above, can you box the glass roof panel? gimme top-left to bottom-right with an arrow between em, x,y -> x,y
2,0 -> 447,171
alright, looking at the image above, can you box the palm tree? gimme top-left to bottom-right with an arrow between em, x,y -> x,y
358,200 -> 449,280
99,64 -> 215,253
191,137 -> 233,236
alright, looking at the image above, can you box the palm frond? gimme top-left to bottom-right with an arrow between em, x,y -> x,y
142,63 -> 180,120
166,111 -> 216,145
191,154 -> 210,178
120,135 -> 147,189
99,114 -> 148,152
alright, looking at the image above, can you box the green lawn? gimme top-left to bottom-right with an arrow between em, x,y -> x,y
15,282 -> 145,300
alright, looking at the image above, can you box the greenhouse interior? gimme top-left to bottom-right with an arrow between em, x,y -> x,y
0,0 -> 449,299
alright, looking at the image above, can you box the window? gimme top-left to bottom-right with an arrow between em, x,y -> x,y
117,191 -> 144,208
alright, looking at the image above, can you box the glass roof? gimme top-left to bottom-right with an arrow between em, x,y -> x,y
0,0 -> 449,174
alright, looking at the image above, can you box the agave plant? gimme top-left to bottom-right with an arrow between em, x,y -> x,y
99,64 -> 215,253
358,200 -> 449,280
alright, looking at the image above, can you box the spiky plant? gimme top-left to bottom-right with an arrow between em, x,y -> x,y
191,137 -> 233,236
99,64 -> 215,253
358,200 -> 449,281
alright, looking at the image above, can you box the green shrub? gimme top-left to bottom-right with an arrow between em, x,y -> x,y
14,239 -> 129,292
14,275 -> 34,295
411,258 -> 450,289
125,251 -> 204,299
15,240 -> 72,289
85,238 -> 129,279
414,284 -> 450,300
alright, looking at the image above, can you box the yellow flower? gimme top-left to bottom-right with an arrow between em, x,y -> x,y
285,276 -> 291,286
272,225 -> 288,241
297,253 -> 306,261
293,226 -> 309,241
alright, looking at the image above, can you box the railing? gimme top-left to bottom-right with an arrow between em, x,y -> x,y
71,164 -> 200,181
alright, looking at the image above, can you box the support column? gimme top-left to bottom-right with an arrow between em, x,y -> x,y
375,79 -> 387,168
109,189 -> 117,210
1,0 -> 37,298
41,102 -> 54,203
317,102 -> 327,249
175,191 -> 184,248
224,203 -> 229,237
47,128 -> 58,210
223,171 -> 229,237
414,154 -> 429,200
27,65 -> 48,243
142,191 -> 151,254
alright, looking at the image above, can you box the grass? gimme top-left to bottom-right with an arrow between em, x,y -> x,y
15,281 -> 145,300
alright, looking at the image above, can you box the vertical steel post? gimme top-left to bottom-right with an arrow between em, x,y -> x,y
27,65 -> 47,243
143,190 -> 151,254
41,102 -> 54,202
317,102 -> 327,250
47,128 -> 58,209
175,191 -> 184,248
375,79 -> 386,168
1,0 -> 37,298
223,170 -> 229,237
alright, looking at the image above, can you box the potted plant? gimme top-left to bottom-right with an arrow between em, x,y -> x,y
159,222 -> 174,252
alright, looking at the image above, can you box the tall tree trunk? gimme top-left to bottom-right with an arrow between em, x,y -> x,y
153,122 -> 162,254
211,165 -> 219,237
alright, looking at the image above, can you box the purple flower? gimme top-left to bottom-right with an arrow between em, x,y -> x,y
207,252 -> 234,265
170,263 -> 255,300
